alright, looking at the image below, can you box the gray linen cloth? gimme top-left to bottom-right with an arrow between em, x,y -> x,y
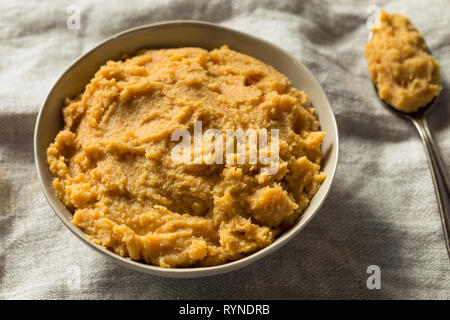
1,0 -> 449,299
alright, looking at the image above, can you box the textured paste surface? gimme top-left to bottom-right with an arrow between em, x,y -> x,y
366,10 -> 441,113
47,46 -> 326,267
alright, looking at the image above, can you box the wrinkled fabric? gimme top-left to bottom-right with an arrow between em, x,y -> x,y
0,0 -> 449,299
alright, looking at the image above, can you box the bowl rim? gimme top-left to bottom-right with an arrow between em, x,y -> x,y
34,20 -> 339,278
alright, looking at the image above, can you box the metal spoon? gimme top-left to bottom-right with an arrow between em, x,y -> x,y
373,85 -> 450,259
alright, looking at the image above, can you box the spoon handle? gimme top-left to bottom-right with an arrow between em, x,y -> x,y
411,116 -> 450,259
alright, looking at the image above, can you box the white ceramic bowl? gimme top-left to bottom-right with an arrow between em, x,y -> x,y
34,21 -> 339,278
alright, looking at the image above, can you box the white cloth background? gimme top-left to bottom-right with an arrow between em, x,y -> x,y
0,0 -> 449,299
